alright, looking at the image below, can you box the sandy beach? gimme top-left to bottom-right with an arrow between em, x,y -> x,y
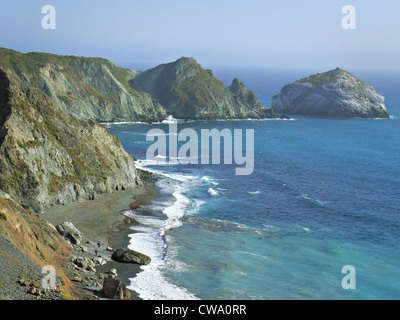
42,186 -> 159,299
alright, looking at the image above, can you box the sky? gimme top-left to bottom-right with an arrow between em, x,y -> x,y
1,0 -> 400,72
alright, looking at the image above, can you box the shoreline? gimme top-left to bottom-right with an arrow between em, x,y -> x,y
42,186 -> 160,300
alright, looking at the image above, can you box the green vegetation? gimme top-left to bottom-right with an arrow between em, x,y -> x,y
16,140 -> 28,153
298,68 -> 368,88
25,140 -> 44,148
56,93 -> 73,104
0,47 -> 142,103
0,212 -> 7,221
175,68 -> 225,108
16,139 -> 44,152
48,172 -> 67,193
298,68 -> 347,86
57,276 -> 65,286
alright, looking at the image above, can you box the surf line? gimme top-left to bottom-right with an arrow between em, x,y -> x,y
145,122 -> 254,175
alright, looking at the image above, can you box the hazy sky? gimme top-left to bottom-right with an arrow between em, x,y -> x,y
1,0 -> 399,72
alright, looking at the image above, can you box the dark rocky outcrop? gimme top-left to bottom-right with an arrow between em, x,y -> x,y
102,277 -> 131,300
131,57 -> 285,120
271,68 -> 389,118
112,248 -> 151,265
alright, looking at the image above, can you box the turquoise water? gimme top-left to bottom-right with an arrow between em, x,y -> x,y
106,71 -> 400,300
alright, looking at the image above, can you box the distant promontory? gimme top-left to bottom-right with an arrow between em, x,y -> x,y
0,48 -> 284,122
271,68 -> 389,118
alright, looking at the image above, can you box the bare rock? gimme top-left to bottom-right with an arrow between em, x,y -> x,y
56,222 -> 83,245
272,68 -> 389,118
112,248 -> 151,265
102,277 -> 131,300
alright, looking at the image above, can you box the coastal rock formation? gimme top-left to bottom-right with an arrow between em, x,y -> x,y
112,248 -> 151,265
102,277 -> 131,300
271,68 -> 389,118
0,47 -> 166,123
56,222 -> 83,245
0,67 -> 144,213
131,57 -> 284,120
0,48 -> 285,122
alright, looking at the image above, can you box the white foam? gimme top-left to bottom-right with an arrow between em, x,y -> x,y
136,161 -> 201,184
127,209 -> 199,300
161,189 -> 191,235
248,191 -> 261,195
207,188 -> 218,196
101,121 -> 148,125
201,176 -> 219,186
127,222 -> 198,300
129,263 -> 199,300
316,200 -> 329,206
300,194 -> 311,200
261,117 -> 297,121
135,159 -> 171,167
125,212 -> 165,229
126,169 -> 203,300
161,115 -> 189,124
263,225 -> 281,232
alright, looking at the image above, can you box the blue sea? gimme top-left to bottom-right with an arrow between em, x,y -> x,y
105,69 -> 400,300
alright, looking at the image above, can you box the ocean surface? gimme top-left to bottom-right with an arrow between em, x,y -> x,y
106,69 -> 400,300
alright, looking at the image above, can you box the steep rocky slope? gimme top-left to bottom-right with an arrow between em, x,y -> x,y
0,194 -> 74,299
0,47 -> 166,122
0,65 -> 154,299
271,68 -> 389,118
131,57 -> 283,119
0,67 -> 144,213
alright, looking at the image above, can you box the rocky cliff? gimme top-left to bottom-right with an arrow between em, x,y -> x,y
0,48 -> 284,122
0,47 -> 166,123
131,57 -> 283,119
0,67 -> 144,213
271,68 -> 389,118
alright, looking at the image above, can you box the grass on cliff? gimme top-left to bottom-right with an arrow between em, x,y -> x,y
0,212 -> 7,221
174,68 -> 225,108
0,47 -> 142,102
297,68 -> 369,88
298,68 -> 347,86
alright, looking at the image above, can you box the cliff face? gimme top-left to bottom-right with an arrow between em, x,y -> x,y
0,48 -> 167,122
0,68 -> 143,213
271,68 -> 389,118
0,48 -> 284,122
131,57 -> 281,119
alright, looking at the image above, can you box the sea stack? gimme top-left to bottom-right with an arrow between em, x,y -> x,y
271,68 -> 389,118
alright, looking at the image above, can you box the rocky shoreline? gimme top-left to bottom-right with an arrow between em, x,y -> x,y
0,186 -> 157,300
40,186 -> 159,300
